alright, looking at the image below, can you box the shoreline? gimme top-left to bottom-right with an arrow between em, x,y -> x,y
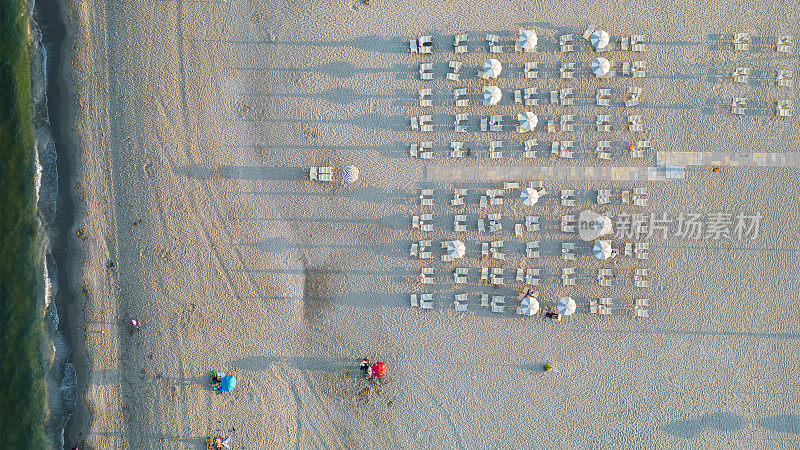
31,0 -> 91,444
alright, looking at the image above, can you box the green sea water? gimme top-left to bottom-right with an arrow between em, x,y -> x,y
0,0 -> 48,446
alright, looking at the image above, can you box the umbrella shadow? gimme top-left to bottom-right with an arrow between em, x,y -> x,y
229,356 -> 352,373
662,412 -> 745,439
235,61 -> 411,80
239,113 -> 409,132
176,164 -> 305,181
759,415 -> 800,435
239,87 -> 411,104
261,35 -> 408,53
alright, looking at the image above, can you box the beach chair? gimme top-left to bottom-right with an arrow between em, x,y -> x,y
733,32 -> 750,51
309,166 -> 319,181
410,243 -> 419,257
583,22 -> 597,40
596,114 -> 612,132
421,267 -> 434,284
560,62 -> 576,79
562,243 -> 575,260
777,35 -> 793,53
410,294 -> 419,307
453,293 -> 469,311
635,278 -> 649,288
562,276 -> 576,286
628,115 -> 643,132
778,70 -> 794,87
420,251 -> 432,259
560,115 -> 575,132
589,299 -> 598,314
409,39 -> 419,54
731,97 -> 747,115
733,67 -> 751,84
524,61 -> 539,79
525,216 -> 540,232
624,243 -> 633,257
477,293 -> 489,307
598,277 -> 613,287
625,86 -> 642,107
526,241 -> 541,259
560,34 -> 575,52
778,100 -> 794,117
491,298 -> 506,313
635,307 -> 649,318
599,305 -> 612,316
514,90 -> 522,104
632,60 -> 647,78
631,35 -> 646,52
596,88 -> 611,106
560,87 -> 575,106
420,294 -> 434,310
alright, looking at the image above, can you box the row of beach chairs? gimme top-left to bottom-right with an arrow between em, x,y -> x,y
308,166 -> 334,182
732,32 -> 794,53
410,31 -> 652,55
411,140 -> 647,160
411,265 -> 651,289
413,293 -> 651,318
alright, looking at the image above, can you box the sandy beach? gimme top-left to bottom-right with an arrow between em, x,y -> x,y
60,0 -> 800,447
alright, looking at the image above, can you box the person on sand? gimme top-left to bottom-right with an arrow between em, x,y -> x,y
360,359 -> 372,379
211,371 -> 222,390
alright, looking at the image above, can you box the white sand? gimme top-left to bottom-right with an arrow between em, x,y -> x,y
63,0 -> 800,446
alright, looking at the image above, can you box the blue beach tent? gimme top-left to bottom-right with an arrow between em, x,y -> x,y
219,374 -> 236,392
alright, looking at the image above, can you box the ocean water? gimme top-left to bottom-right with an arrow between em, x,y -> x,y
0,0 -> 74,446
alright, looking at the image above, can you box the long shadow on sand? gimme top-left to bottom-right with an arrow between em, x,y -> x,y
239,87 -> 412,104
232,61 -> 410,79
234,112 -> 409,132
759,415 -> 800,435
662,412 -> 745,439
229,356 -> 351,373
226,142 -> 408,159
177,165 -> 305,181
229,35 -> 408,53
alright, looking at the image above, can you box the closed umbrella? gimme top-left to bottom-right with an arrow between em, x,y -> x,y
593,241 -> 613,260
483,59 -> 502,78
519,294 -> 540,316
342,165 -> 359,183
591,57 -> 611,77
591,30 -> 611,50
483,86 -> 502,105
558,297 -> 577,316
446,240 -> 466,258
520,187 -> 539,206
518,111 -> 538,132
219,375 -> 236,392
518,29 -> 538,52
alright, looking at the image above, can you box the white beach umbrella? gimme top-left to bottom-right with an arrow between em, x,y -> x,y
593,241 -> 613,260
519,294 -> 540,316
518,29 -> 538,52
592,215 -> 613,236
591,57 -> 611,77
446,240 -> 466,258
483,86 -> 502,105
558,297 -> 577,316
518,111 -> 538,132
590,29 -> 611,50
520,187 -> 539,206
342,165 -> 359,183
483,59 -> 502,78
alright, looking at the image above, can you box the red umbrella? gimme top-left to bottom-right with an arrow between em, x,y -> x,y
372,362 -> 386,378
